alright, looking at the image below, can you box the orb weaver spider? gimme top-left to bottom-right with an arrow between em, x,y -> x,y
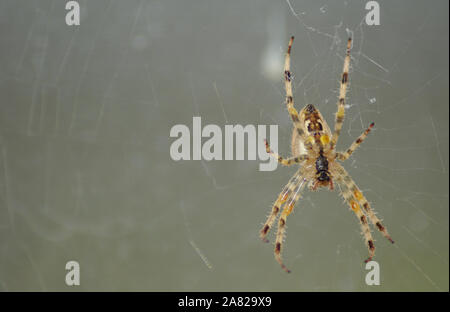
260,36 -> 394,273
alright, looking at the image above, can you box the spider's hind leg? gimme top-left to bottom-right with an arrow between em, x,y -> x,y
337,179 -> 375,263
260,171 -> 302,242
335,163 -> 394,244
274,177 -> 307,273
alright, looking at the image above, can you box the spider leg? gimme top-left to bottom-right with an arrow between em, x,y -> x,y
334,163 -> 394,244
264,139 -> 308,166
284,36 -> 313,151
336,122 -> 375,161
329,38 -> 352,151
336,178 -> 375,263
274,177 -> 307,273
260,170 -> 302,242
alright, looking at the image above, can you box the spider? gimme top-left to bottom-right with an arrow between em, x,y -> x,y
260,36 -> 394,273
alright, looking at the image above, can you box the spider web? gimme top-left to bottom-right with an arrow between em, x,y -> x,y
0,0 -> 447,291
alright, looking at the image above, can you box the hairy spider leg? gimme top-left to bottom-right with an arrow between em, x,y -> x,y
336,178 -> 375,262
284,36 -> 313,151
260,170 -> 302,242
264,139 -> 308,166
274,177 -> 307,273
329,38 -> 352,151
336,122 -> 375,161
335,163 -> 394,244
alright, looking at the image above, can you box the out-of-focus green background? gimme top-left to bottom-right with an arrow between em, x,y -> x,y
0,0 -> 448,291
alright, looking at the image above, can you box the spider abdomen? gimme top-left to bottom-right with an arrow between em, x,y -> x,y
315,153 -> 330,181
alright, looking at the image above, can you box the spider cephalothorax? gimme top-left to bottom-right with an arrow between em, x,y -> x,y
260,36 -> 394,273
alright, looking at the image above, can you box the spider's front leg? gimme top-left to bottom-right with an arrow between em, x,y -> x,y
283,36 -> 314,151
329,37 -> 352,151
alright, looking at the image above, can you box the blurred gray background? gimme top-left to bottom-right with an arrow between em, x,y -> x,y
0,0 -> 448,291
